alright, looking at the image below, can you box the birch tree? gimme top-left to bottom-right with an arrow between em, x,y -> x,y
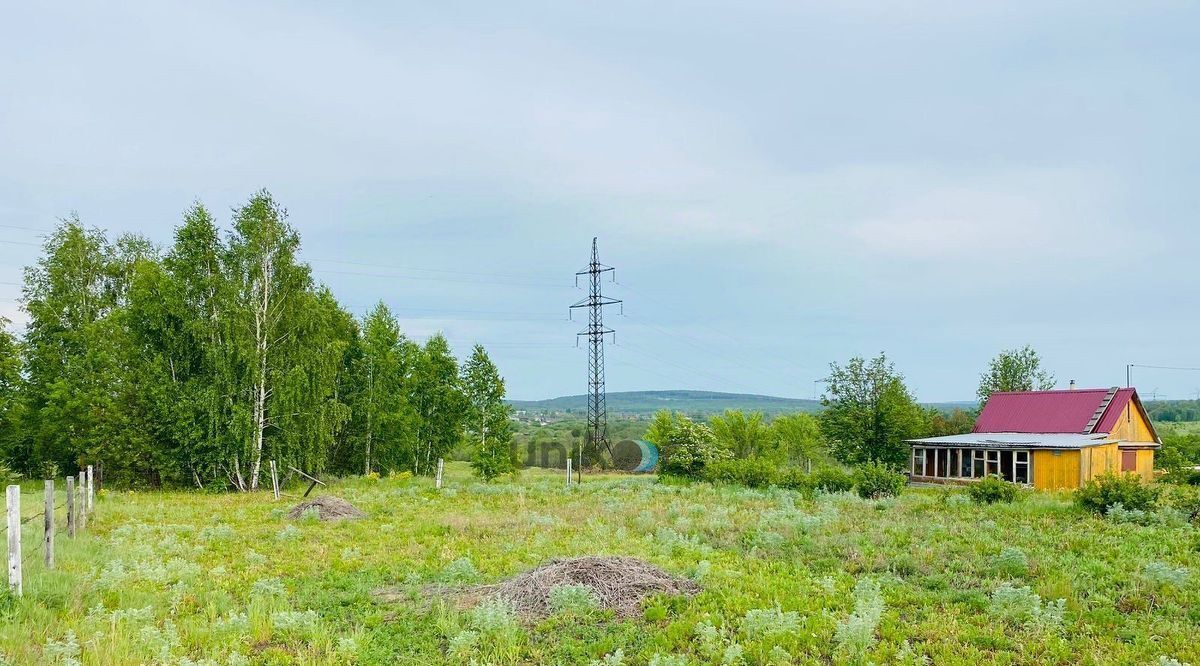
19,219 -> 117,475
461,344 -> 514,481
349,302 -> 415,474
225,192 -> 309,490
409,334 -> 466,475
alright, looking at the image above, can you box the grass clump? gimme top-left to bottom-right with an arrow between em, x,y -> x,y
742,604 -> 800,639
988,583 -> 1065,631
992,547 -> 1029,578
548,583 -> 601,615
833,578 -> 885,659
1142,562 -> 1189,590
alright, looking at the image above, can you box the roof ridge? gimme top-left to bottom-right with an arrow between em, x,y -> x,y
988,388 -> 1112,396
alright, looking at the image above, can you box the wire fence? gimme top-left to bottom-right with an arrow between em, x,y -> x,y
5,467 -> 96,596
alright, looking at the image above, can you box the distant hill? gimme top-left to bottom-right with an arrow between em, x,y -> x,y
509,390 -> 821,417
510,390 -> 977,419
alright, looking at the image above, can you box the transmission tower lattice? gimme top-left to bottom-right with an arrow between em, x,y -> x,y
570,237 -> 622,462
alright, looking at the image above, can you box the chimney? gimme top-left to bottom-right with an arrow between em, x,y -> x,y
1069,380 -> 1076,390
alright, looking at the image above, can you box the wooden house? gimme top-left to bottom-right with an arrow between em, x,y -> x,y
907,387 -> 1160,490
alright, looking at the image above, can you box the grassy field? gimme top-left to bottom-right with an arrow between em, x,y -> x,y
2,465 -> 1198,665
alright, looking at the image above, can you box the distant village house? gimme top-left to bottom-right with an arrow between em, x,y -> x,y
907,387 -> 1159,490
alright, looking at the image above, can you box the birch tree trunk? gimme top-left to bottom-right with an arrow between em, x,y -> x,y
248,246 -> 273,491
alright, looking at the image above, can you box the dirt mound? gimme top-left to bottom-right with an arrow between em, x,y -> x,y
286,496 -> 365,521
474,556 -> 700,618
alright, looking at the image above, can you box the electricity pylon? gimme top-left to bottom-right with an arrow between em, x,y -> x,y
570,237 -> 621,462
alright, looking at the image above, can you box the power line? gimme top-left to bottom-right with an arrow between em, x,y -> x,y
312,267 -> 568,289
302,256 -> 562,284
1130,363 -> 1200,372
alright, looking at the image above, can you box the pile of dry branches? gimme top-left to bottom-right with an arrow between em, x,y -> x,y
286,496 -> 365,521
472,556 -> 700,618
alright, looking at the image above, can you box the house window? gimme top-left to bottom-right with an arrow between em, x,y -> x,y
973,450 -> 985,477
925,448 -> 936,476
1121,450 -> 1137,473
913,448 -> 925,476
1014,450 -> 1029,484
948,449 -> 959,478
960,449 -> 973,477
986,450 -> 1000,477
937,448 -> 949,477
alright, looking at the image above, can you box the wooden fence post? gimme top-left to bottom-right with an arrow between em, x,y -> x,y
269,460 -> 280,500
6,485 -> 21,596
77,472 -> 86,531
66,476 -> 76,538
566,457 -> 572,486
44,480 -> 55,569
436,459 -> 444,490
87,465 -> 94,513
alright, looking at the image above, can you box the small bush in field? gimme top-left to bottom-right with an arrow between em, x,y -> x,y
1142,561 -> 1189,589
742,604 -> 800,638
834,578 -> 885,658
968,475 -> 1019,504
1075,473 -> 1160,515
811,467 -> 853,493
992,547 -> 1029,577
852,462 -> 906,500
988,583 -> 1065,631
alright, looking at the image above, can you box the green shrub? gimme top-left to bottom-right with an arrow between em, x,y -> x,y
811,467 -> 853,493
776,467 -> 816,495
702,457 -> 779,488
657,417 -> 730,479
1075,473 -> 1160,515
1161,485 -> 1200,523
852,461 -> 906,500
968,475 -> 1019,504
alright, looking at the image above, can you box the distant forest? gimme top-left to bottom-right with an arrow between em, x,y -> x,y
1145,400 -> 1200,423
0,192 -> 513,489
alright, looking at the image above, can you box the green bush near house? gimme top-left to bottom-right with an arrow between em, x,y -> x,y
1075,472 -> 1161,515
852,461 -> 906,500
811,466 -> 854,493
968,475 -> 1020,504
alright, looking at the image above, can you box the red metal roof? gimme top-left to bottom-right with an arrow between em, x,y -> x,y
1095,388 -> 1135,434
973,388 -> 1136,434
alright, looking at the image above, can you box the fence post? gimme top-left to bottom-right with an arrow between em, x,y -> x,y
6,485 -> 21,596
66,476 -> 76,538
87,465 -> 94,513
269,460 -> 280,500
436,459 -> 444,490
44,480 -> 55,569
77,472 -> 86,531
566,457 -> 572,486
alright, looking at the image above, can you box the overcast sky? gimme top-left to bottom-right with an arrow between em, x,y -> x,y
2,1 -> 1197,402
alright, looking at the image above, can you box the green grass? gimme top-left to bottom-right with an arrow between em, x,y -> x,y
2,464 -> 1198,665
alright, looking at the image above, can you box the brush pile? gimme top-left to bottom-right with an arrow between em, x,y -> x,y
286,496 -> 365,521
472,556 -> 700,618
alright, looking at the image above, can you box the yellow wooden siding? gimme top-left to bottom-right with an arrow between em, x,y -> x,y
1106,402 -> 1156,442
1083,443 -> 1119,480
1106,401 -> 1157,479
1032,450 -> 1080,490
1135,449 -> 1155,482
